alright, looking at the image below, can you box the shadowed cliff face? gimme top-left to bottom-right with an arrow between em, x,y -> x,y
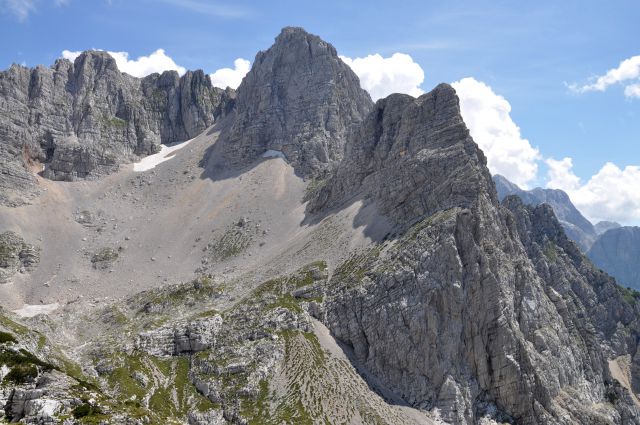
307,81 -> 640,423
0,50 -> 233,205
209,27 -> 373,179
589,226 -> 640,290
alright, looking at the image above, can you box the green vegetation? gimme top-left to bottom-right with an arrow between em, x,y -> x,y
619,286 -> 640,306
0,331 -> 17,344
333,246 -> 382,285
237,261 -> 328,314
91,247 -> 119,268
543,241 -> 558,262
4,363 -> 38,383
72,402 -> 103,419
0,346 -> 54,384
102,352 -> 214,422
101,115 -> 128,129
208,226 -> 254,260
303,178 -> 327,202
135,275 -> 219,315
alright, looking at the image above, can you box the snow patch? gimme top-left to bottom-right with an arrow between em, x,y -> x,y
12,303 -> 60,318
262,150 -> 287,160
133,138 -> 194,172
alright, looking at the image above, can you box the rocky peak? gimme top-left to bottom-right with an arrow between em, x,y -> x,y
211,27 -> 373,178
72,50 -> 120,77
311,83 -> 495,226
0,51 -> 233,205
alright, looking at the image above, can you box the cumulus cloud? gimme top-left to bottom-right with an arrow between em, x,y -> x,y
2,0 -> 36,21
209,58 -> 250,89
451,77 -> 541,187
340,53 -> 425,101
624,83 -> 640,99
61,49 -> 186,77
568,55 -> 640,99
546,157 -> 580,190
545,158 -> 640,224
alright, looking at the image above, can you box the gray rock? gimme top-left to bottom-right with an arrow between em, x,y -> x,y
0,231 -> 40,284
309,83 -> 640,423
311,85 -> 493,226
136,315 -> 224,356
210,27 -> 373,178
493,174 -> 597,251
0,52 -> 234,205
589,226 -> 640,290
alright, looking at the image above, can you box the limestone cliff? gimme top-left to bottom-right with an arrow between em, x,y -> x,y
211,27 -> 373,178
0,51 -> 233,205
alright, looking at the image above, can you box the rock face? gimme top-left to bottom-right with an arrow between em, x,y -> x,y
0,231 -> 39,284
493,174 -> 597,251
310,83 -> 640,423
0,51 -> 234,205
211,27 -> 373,178
311,86 -> 492,225
589,226 -> 640,290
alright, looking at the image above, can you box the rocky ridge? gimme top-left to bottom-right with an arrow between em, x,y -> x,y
1,26 -> 640,425
0,51 -> 234,205
493,174 -> 597,251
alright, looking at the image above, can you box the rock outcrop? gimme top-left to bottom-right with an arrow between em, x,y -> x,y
0,231 -> 39,284
0,51 -> 234,205
309,83 -> 640,423
210,27 -> 373,178
311,85 -> 492,226
493,174 -> 597,251
589,226 -> 640,290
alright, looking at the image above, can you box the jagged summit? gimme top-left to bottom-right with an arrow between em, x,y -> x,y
0,51 -> 233,205
211,26 -> 373,178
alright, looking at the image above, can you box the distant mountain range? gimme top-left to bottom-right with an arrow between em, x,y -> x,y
494,174 -> 640,290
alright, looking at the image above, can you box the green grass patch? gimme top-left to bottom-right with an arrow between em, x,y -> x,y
543,241 -> 558,262
619,286 -> 640,306
0,331 -> 17,344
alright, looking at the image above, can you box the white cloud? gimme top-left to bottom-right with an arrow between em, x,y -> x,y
569,55 -> 640,99
545,158 -> 640,224
546,157 -> 580,190
61,49 -> 186,77
340,53 -> 424,101
2,0 -> 36,21
451,77 -> 541,187
54,0 -> 69,5
624,83 -> 640,99
209,58 -> 250,89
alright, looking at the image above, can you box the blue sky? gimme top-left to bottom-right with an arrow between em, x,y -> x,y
1,0 -> 639,223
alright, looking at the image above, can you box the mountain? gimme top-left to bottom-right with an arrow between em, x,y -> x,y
493,174 -> 597,251
596,220 -> 622,235
209,26 -> 373,178
589,226 -> 640,289
1,27 -> 640,425
0,51 -> 234,206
